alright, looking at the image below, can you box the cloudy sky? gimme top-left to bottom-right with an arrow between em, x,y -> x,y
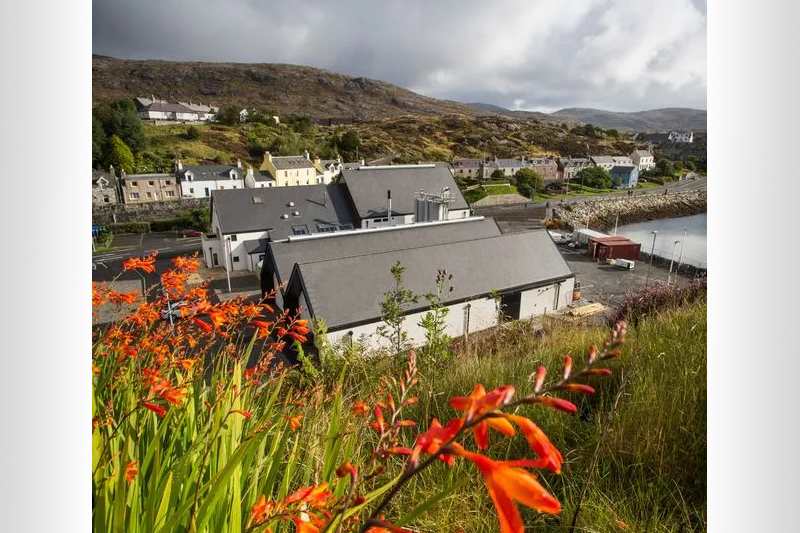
93,0 -> 706,113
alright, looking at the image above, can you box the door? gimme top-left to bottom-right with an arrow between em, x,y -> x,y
499,292 -> 521,322
212,252 -> 219,266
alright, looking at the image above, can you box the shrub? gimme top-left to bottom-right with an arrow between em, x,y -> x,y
610,276 -> 707,326
185,125 -> 201,140
105,221 -> 151,234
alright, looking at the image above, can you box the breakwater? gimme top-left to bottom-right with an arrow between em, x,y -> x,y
553,190 -> 707,233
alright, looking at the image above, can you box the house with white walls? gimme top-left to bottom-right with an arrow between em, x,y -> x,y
281,228 -> 576,353
176,160 -> 274,198
339,164 -> 471,229
201,185 -> 356,272
630,150 -> 655,171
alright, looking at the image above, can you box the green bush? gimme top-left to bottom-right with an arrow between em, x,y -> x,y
463,188 -> 488,204
149,218 -> 185,232
105,221 -> 151,234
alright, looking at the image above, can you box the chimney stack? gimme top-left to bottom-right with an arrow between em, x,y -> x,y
303,150 -> 310,160
237,158 -> 242,169
108,164 -> 115,177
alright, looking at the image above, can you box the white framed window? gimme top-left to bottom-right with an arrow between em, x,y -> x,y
146,192 -> 153,199
148,181 -> 155,186
230,235 -> 237,242
165,190 -> 175,197
129,192 -> 140,199
131,181 -> 138,187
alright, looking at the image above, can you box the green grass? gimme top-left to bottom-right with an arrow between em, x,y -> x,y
482,184 -> 519,195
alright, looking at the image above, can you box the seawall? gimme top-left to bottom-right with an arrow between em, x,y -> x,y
554,190 -> 707,233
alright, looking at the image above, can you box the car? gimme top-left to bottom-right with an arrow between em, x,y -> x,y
180,228 -> 204,238
162,300 -> 189,322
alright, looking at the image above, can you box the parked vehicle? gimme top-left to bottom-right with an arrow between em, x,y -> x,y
162,300 -> 189,321
180,228 -> 203,238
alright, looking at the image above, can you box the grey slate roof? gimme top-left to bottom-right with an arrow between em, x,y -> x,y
340,165 -> 468,219
495,158 -> 530,168
590,156 -> 615,165
610,165 -> 636,174
631,150 -> 652,157
270,156 -> 314,170
288,229 -> 574,329
92,170 -> 116,187
266,217 -> 501,291
143,101 -> 196,114
211,184 -> 355,239
178,165 -> 245,181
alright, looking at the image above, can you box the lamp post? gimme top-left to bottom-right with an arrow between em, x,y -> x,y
676,228 -> 687,273
224,236 -> 232,293
668,239 -> 682,285
645,230 -> 658,287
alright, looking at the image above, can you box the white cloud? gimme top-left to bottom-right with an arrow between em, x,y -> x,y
93,0 -> 706,112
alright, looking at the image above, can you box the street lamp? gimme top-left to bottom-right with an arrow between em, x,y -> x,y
645,231 -> 658,287
668,239 -> 682,285
224,235 -> 232,293
676,229 -> 687,273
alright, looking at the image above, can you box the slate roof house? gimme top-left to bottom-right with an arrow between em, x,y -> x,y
119,171 -> 181,204
202,185 -> 355,272
261,216 -> 501,308
260,151 -> 319,187
176,160 -> 274,198
339,164 -> 470,228
609,165 -> 639,188
281,229 -> 576,352
556,157 -> 592,181
630,150 -> 655,171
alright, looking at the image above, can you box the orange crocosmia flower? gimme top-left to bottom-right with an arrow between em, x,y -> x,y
92,364 -> 100,375
504,414 -> 563,474
285,482 -> 331,508
171,256 -> 200,271
247,494 -> 275,528
160,386 -> 187,406
230,409 -> 253,419
123,255 -> 157,273
292,513 -> 324,533
284,414 -> 302,431
369,406 -> 387,434
351,400 -> 370,417
450,384 -> 516,449
141,402 -> 167,417
532,397 -> 577,414
125,461 -> 139,483
454,445 -> 561,533
552,384 -> 595,395
192,317 -> 213,333
411,417 -> 463,466
187,335 -> 198,348
178,358 -> 197,372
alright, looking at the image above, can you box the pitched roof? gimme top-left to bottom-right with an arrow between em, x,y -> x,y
495,158 -> 530,168
590,156 -> 615,165
92,170 -> 116,186
266,217 -> 501,291
288,229 -> 574,329
210,184 -> 355,238
631,150 -> 653,157
340,165 -> 468,219
610,165 -> 637,173
270,155 -> 314,170
142,101 -> 196,114
178,165 -> 245,181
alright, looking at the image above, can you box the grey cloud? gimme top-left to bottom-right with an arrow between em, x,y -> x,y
93,0 -> 706,112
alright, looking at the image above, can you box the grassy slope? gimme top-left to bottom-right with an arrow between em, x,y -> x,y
136,117 -> 644,171
288,302 -> 707,532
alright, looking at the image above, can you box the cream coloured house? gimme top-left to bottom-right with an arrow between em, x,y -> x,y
260,151 -> 319,186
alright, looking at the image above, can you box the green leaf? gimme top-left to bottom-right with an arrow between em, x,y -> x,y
396,477 -> 470,527
153,472 -> 172,531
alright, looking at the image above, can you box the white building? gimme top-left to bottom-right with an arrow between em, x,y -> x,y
281,229 -> 576,353
201,185 -> 356,272
176,160 -> 274,198
340,164 -> 471,229
669,131 -> 694,143
630,150 -> 655,171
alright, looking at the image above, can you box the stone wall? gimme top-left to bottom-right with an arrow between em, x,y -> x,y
553,190 -> 707,233
92,198 -> 210,225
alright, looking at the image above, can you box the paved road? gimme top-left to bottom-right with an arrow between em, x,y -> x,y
93,231 -> 204,267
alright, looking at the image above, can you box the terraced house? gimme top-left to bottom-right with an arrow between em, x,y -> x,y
119,171 -> 181,204
260,151 -> 320,186
176,160 -> 274,199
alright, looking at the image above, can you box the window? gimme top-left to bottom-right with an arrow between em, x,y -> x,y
129,192 -> 140,199
148,181 -> 155,186
189,188 -> 194,194
162,180 -> 171,186
233,256 -> 240,263
103,196 -> 110,204
233,185 -> 237,189
220,185 -> 225,190
292,225 -> 309,235
230,235 -> 237,242
146,192 -> 153,199
165,190 -> 175,197
131,181 -> 138,187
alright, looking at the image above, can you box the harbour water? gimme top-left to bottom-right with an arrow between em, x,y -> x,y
614,213 -> 707,268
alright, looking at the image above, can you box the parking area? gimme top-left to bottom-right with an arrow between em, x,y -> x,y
558,244 -> 694,309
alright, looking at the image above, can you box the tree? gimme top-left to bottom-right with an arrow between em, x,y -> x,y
92,115 -> 106,169
575,166 -> 613,189
684,160 -> 696,172
513,168 -> 543,191
109,99 -> 146,153
376,261 -> 419,356
179,208 -> 211,232
655,158 -> 675,177
104,135 -> 135,174
216,106 -> 242,126
490,169 -> 506,179
338,130 -> 361,161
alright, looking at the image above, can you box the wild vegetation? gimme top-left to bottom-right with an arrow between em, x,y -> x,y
92,255 -> 706,532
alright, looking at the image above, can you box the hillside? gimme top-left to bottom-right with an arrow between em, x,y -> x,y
93,55 -> 492,121
550,107 -> 707,132
133,114 -> 647,171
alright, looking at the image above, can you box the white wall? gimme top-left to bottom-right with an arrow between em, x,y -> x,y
447,208 -> 471,220
361,214 -> 415,229
519,278 -> 575,318
181,179 -> 246,198
224,231 -> 270,272
326,297 -> 499,352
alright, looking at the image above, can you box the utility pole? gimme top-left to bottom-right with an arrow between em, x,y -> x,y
676,228 -> 687,273
668,239 -> 681,285
645,231 -> 658,288
613,214 -> 619,235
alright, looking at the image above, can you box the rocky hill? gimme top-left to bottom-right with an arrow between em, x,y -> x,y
548,107 -> 706,132
92,55 -> 492,121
